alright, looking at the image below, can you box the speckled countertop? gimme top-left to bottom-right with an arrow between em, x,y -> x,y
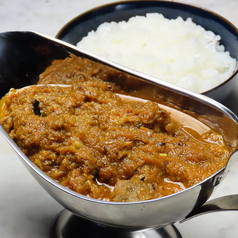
0,1 -> 238,237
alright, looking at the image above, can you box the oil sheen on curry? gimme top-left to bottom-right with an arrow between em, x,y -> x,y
0,55 -> 230,202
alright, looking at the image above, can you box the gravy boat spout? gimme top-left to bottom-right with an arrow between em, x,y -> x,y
0,31 -> 238,229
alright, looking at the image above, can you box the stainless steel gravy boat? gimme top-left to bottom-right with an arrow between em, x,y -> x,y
0,31 -> 238,236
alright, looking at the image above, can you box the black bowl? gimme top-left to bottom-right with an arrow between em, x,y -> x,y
56,0 -> 238,102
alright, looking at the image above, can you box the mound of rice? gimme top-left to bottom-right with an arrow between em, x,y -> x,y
77,13 -> 236,93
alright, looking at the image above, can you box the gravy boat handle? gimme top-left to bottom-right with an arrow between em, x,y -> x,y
183,192 -> 238,222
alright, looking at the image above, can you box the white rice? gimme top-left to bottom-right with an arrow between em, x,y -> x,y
77,13 -> 236,93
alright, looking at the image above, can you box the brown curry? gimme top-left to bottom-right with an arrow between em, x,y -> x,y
0,55 -> 229,202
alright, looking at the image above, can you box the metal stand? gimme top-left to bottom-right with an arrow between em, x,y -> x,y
50,209 -> 182,238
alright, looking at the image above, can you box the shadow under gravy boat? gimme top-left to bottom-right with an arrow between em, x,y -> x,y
0,31 -> 238,238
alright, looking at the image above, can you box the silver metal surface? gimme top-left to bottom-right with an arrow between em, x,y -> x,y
50,209 -> 182,238
50,194 -> 238,237
0,31 -> 238,230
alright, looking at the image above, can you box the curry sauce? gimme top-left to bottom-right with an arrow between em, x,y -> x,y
0,56 -> 230,202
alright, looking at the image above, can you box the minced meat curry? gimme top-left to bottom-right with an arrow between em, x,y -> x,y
0,56 -> 230,202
